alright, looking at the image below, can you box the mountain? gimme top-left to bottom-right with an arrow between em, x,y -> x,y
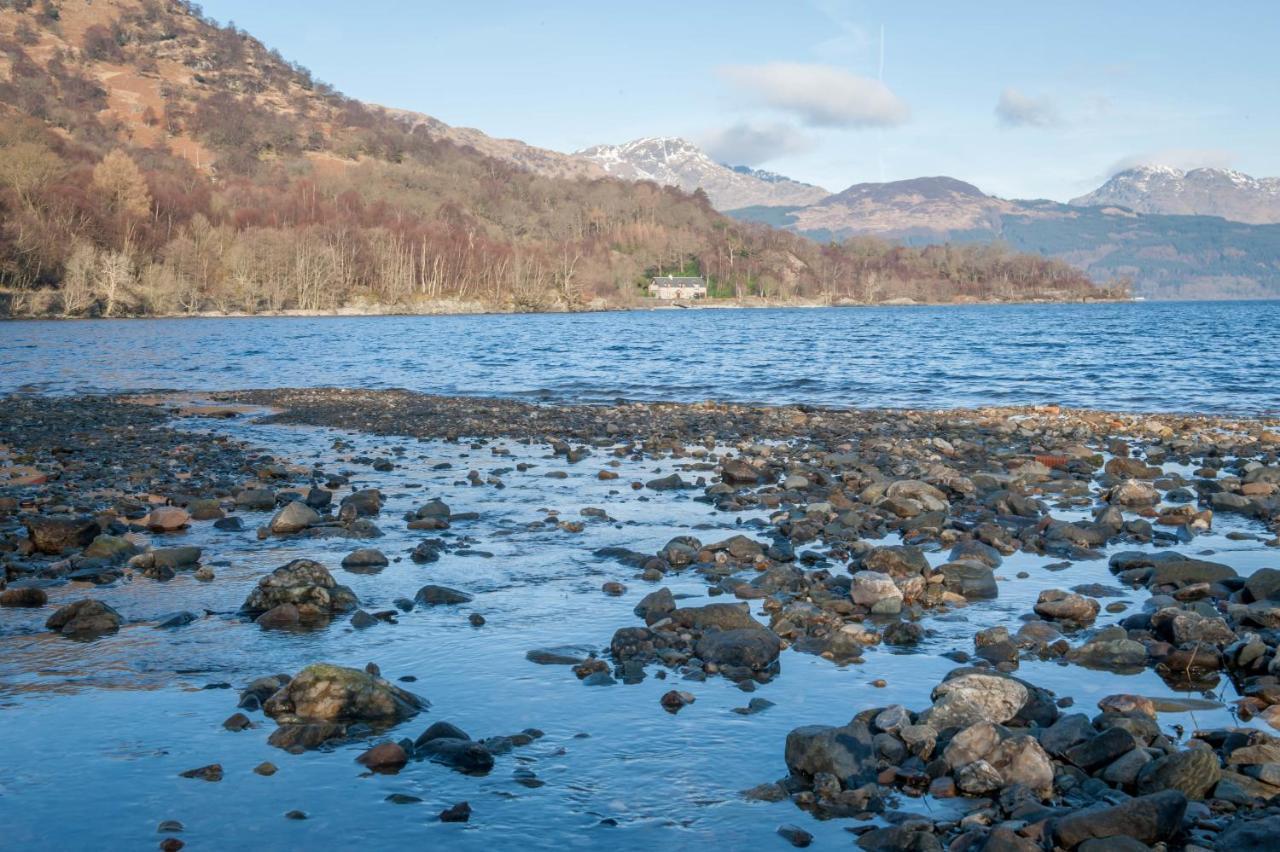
0,0 -> 1114,316
378,108 -> 605,182
785,177 -> 1017,237
729,177 -> 1280,299
1071,166 -> 1280,225
574,137 -> 830,210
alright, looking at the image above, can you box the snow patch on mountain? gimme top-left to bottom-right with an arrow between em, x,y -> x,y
574,137 -> 829,210
1071,166 -> 1280,224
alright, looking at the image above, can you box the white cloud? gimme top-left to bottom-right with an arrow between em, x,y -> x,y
1106,147 -> 1236,175
719,62 -> 909,129
995,88 -> 1059,128
699,122 -> 813,166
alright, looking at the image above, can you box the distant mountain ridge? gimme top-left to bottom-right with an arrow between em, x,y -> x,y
789,176 -> 1014,236
728,175 -> 1280,299
1071,165 -> 1280,224
574,137 -> 830,210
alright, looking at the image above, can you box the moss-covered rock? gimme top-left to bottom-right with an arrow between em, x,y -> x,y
240,559 -> 357,616
263,663 -> 427,724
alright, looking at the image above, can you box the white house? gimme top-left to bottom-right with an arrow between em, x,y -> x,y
649,275 -> 707,300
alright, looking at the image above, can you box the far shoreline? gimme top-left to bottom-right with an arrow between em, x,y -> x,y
0,295 -> 1153,322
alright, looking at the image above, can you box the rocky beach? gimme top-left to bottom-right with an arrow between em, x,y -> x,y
3,388 -> 1280,849
3,0 -> 1278,847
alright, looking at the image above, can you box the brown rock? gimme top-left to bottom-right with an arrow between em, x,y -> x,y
1098,694 -> 1156,717
255,603 -> 301,629
146,507 -> 191,532
266,722 -> 348,751
1034,589 -> 1100,625
45,599 -> 122,637
0,587 -> 48,607
222,712 -> 252,731
356,741 -> 408,772
439,802 -> 471,823
24,515 -> 101,554
178,763 -> 223,782
262,663 -> 427,724
660,690 -> 696,713
1135,744 -> 1221,799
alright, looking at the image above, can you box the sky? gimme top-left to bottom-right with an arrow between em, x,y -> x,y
197,0 -> 1280,201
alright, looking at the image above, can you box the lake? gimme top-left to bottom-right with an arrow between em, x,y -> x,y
2,301 -> 1278,413
1,302 -> 1278,849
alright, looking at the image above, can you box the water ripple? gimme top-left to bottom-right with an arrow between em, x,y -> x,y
0,302 -> 1277,414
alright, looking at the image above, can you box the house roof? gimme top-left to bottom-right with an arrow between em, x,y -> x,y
649,276 -> 705,284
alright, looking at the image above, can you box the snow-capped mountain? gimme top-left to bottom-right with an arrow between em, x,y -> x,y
574,137 -> 829,210
1070,165 -> 1280,224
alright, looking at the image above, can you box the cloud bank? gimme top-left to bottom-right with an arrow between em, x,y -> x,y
699,122 -> 812,167
719,62 -> 909,128
995,88 -> 1059,128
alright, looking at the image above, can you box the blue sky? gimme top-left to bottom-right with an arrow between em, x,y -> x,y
198,0 -> 1278,201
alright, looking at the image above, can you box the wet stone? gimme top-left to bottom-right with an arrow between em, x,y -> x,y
439,802 -> 471,823
45,599 -> 122,637
414,585 -> 473,606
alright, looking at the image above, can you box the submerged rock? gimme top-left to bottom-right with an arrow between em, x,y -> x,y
414,585 -> 473,606
416,721 -> 494,773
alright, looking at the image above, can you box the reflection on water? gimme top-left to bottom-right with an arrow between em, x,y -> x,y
1,301 -> 1279,413
1,413 -> 1275,848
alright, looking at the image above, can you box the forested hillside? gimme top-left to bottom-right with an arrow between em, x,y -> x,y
0,0 -> 1124,315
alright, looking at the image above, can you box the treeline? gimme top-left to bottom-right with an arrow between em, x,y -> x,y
0,0 -> 1126,315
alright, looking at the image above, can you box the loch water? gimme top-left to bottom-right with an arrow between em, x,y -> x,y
0,303 -> 1277,849
2,301 -> 1278,413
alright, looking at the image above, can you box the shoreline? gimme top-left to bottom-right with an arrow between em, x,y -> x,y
198,387 -> 1280,444
164,389 -> 1280,429
0,295 -> 1141,322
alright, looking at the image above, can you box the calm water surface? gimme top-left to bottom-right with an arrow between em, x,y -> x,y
1,301 -> 1277,413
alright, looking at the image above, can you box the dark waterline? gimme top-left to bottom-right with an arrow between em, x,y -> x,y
2,301 -> 1277,414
